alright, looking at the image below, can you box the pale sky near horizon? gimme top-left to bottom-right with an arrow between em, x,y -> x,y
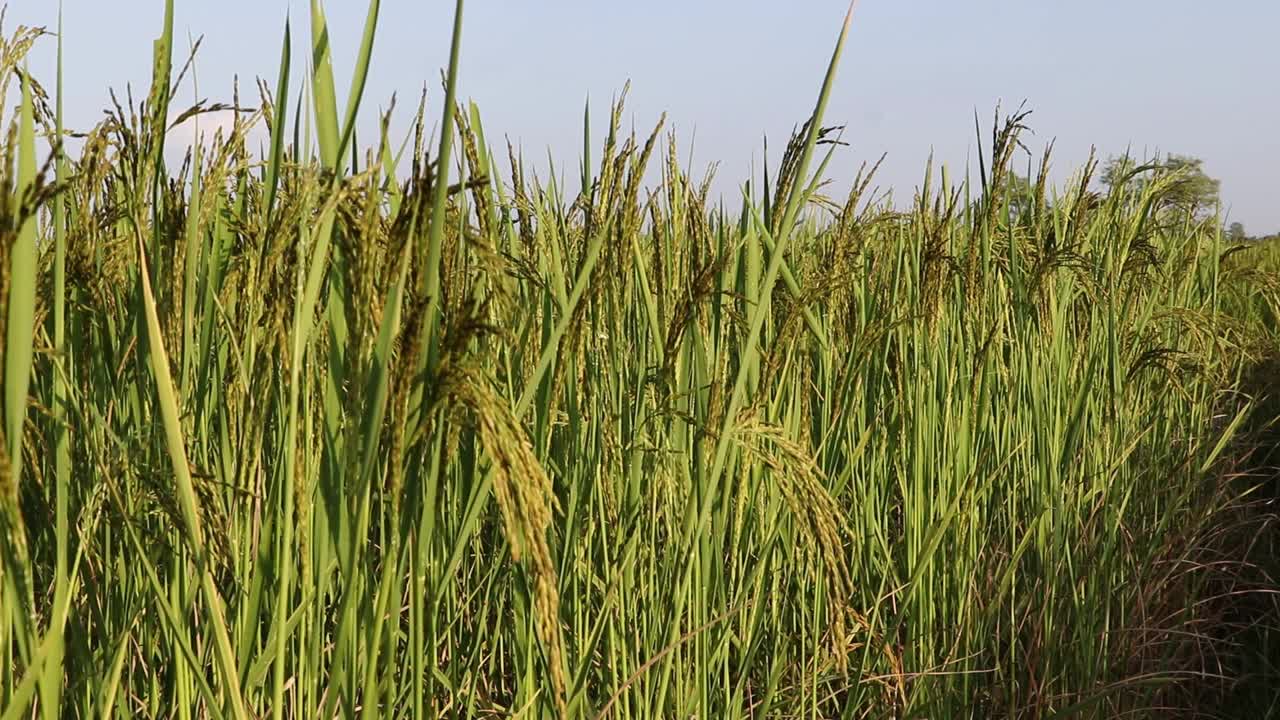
5,1 -> 1278,232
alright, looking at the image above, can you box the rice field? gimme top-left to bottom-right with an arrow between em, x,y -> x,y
2,1 -> 1279,718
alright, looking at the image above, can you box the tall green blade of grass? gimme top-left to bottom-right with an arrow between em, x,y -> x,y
1,65 -> 40,678
4,66 -> 37,526
300,2 -> 371,628
309,0 -> 341,170
146,0 -> 175,246
421,0 -> 465,328
433,214 -> 614,715
293,2 -> 388,714
336,0 -> 380,167
268,18 -> 296,718
655,3 -> 857,711
40,8 -> 70,716
263,17 -> 291,228
355,235 -> 412,720
178,33 -> 203,401
134,235 -> 248,720
401,8 -> 467,706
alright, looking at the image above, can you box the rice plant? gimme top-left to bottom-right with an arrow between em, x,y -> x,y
1,1 -> 1277,718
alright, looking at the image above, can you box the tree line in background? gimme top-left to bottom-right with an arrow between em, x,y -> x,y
1009,151 -> 1272,243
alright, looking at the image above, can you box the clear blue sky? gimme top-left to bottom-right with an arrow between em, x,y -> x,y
7,0 -> 1278,232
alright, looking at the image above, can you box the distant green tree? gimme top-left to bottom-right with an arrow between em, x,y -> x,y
1226,221 -> 1247,242
1003,171 -> 1037,221
1100,153 -> 1221,218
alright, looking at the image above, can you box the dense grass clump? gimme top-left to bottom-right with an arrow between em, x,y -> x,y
2,2 -> 1278,718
